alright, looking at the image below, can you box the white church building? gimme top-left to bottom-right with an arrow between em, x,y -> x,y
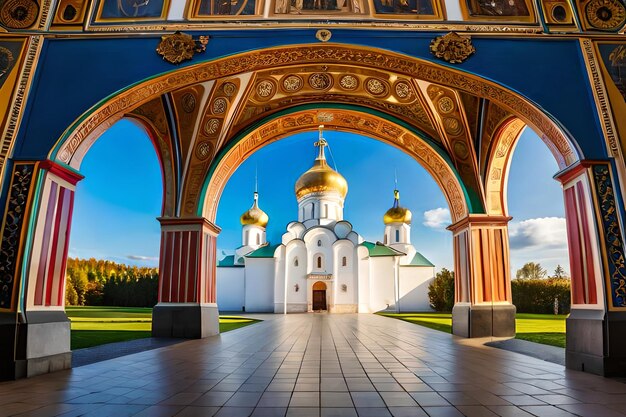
217,128 -> 435,313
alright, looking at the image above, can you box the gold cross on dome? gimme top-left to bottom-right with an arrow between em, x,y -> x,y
314,125 -> 327,149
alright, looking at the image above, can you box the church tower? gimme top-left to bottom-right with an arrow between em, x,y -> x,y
240,191 -> 268,249
383,187 -> 412,253
294,126 -> 348,229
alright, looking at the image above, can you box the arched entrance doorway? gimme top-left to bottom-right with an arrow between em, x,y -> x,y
312,281 -> 327,311
4,44 -> 625,378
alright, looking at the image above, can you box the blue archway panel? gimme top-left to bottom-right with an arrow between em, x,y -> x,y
13,31 -> 603,163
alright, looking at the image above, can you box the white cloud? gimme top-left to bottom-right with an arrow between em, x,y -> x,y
508,217 -> 567,250
127,255 -> 158,261
423,208 -> 451,229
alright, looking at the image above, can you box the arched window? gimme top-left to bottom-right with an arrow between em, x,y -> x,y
245,230 -> 249,244
317,240 -> 322,247
384,235 -> 387,244
256,234 -> 260,245
294,257 -> 298,267
342,256 -> 347,267
311,203 -> 315,218
317,256 -> 322,268
395,229 -> 400,242
324,204 -> 328,217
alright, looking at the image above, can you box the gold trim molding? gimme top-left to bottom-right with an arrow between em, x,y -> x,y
53,44 -> 578,174
202,108 -> 469,222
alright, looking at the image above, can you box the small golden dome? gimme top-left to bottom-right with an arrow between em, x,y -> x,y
383,189 -> 412,224
294,127 -> 348,200
240,192 -> 269,227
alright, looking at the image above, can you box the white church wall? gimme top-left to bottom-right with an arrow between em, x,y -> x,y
273,246 -> 286,313
216,267 -> 245,312
332,240 -> 357,313
357,246 -> 371,313
285,242 -> 308,312
369,257 -> 398,312
245,258 -> 275,312
398,266 -> 435,312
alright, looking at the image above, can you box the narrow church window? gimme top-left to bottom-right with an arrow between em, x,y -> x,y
342,256 -> 347,266
256,234 -> 260,245
317,240 -> 322,247
245,230 -> 249,243
324,204 -> 328,217
384,235 -> 387,244
311,203 -> 315,218
395,229 -> 400,242
294,258 -> 298,267
317,256 -> 322,268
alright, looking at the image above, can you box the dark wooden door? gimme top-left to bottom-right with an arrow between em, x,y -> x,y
312,290 -> 327,310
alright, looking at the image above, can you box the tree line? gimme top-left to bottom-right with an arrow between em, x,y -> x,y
65,258 -> 158,307
428,263 -> 571,314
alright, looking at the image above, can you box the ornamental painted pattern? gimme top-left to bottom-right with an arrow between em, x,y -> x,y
593,163 -> 626,308
0,163 -> 34,311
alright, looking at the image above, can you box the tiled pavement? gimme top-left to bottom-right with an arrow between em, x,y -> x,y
1,313 -> 625,417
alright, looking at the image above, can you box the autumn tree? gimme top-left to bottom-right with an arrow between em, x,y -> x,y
516,262 -> 547,280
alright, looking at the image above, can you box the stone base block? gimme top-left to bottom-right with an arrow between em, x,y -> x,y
152,303 -> 219,338
566,309 -> 626,376
452,303 -> 516,338
0,312 -> 71,380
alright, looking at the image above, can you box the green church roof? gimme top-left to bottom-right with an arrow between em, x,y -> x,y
217,255 -> 244,267
404,252 -> 435,267
245,244 -> 279,258
360,241 -> 405,257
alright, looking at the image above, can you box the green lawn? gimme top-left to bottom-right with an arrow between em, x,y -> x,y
66,306 -> 260,350
379,312 -> 567,348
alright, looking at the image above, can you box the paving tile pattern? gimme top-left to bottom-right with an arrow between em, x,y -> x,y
1,314 -> 625,417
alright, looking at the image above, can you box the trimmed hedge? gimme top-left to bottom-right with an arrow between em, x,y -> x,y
428,273 -> 571,314
511,278 -> 571,314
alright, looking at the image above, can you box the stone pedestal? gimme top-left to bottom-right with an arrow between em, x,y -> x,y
452,303 -> 516,338
152,303 -> 219,338
0,311 -> 71,380
566,309 -> 626,376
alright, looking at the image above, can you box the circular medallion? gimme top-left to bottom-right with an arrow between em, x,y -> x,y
222,82 -> 237,97
365,78 -> 388,96
437,97 -> 455,114
308,73 -> 332,90
212,98 -> 227,115
585,0 -> 625,29
0,0 -> 39,29
339,75 -> 359,90
181,93 -> 196,113
453,141 -> 469,159
0,47 -> 14,75
204,118 -> 220,136
394,82 -> 412,99
196,141 -> 213,161
443,117 -> 463,136
282,75 -> 303,92
256,79 -> 276,99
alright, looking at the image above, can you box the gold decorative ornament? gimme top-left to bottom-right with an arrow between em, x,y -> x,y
282,75 -> 303,92
222,82 -> 237,97
204,118 -> 220,136
365,77 -> 388,96
181,93 -> 196,113
430,32 -> 476,64
585,0 -> 626,29
0,0 -> 39,29
256,79 -> 275,98
308,73 -> 332,90
196,141 -> 213,160
212,97 -> 227,114
156,32 -> 209,65
339,75 -> 358,90
315,29 -> 332,42
394,82 -> 412,99
0,46 -> 14,78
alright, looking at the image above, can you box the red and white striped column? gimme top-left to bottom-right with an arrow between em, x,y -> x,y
25,161 -> 82,311
153,217 -> 221,338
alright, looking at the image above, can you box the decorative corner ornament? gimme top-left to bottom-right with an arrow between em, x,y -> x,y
156,32 -> 209,65
316,29 -> 332,42
430,32 -> 475,64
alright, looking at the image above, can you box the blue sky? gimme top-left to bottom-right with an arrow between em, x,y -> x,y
69,119 -> 569,276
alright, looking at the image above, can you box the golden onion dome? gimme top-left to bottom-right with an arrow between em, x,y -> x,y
240,192 -> 269,228
294,127 -> 348,200
383,189 -> 412,224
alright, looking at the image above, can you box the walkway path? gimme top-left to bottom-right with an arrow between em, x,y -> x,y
1,314 -> 625,417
